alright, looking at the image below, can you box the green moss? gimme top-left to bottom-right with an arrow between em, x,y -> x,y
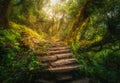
0,22 -> 47,82
73,41 -> 120,83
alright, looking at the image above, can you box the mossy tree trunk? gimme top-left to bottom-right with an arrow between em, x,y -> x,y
0,0 -> 11,28
67,1 -> 90,41
67,0 -> 104,42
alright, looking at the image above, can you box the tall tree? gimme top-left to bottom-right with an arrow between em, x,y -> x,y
67,0 -> 104,41
0,0 -> 11,28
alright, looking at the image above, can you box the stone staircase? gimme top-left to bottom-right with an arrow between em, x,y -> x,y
35,42 -> 89,83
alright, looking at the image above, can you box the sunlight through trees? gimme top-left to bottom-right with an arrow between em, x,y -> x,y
0,0 -> 120,82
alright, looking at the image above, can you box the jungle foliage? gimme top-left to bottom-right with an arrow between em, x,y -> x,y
0,0 -> 120,83
0,22 -> 47,82
69,0 -> 120,83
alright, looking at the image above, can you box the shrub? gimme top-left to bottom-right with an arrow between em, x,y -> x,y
0,28 -> 40,83
72,41 -> 120,83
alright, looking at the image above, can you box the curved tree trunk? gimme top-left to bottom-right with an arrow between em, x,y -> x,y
67,0 -> 103,42
67,1 -> 90,41
0,0 -> 11,28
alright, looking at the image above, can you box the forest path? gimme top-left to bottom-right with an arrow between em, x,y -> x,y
35,42 -> 89,83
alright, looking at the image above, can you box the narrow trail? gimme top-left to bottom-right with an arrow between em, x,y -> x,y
35,42 -> 89,83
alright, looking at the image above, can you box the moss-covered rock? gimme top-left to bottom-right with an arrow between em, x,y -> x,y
0,22 -> 48,82
10,22 -> 48,53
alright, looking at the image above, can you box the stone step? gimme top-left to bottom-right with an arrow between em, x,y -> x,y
35,42 -> 86,83
70,78 -> 90,83
50,43 -> 67,47
49,42 -> 64,44
48,47 -> 70,51
56,75 -> 73,81
50,44 -> 63,47
35,79 -> 54,83
47,65 -> 80,72
48,49 -> 71,54
36,55 -> 57,62
51,59 -> 77,67
55,53 -> 73,59
37,53 -> 73,62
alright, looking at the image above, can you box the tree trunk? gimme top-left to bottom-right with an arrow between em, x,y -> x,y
0,0 -> 11,28
67,1 -> 90,41
67,0 -> 100,41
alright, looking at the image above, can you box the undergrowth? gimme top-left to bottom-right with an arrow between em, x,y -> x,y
0,24 -> 44,83
71,41 -> 120,83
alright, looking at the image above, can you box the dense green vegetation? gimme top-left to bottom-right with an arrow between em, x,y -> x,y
0,0 -> 120,83
0,22 -> 47,82
72,40 -> 120,83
